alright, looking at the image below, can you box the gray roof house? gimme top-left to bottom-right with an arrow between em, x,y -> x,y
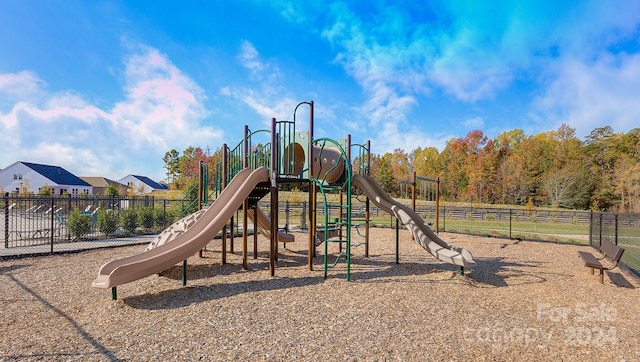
118,175 -> 168,195
0,161 -> 92,195
80,177 -> 128,196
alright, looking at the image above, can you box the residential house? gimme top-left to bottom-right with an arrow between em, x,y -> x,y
118,175 -> 168,195
80,177 -> 128,195
0,161 -> 92,195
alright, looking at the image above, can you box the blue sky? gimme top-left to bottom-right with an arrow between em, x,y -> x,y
1,1 -> 640,183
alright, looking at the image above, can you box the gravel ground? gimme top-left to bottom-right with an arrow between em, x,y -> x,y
1,228 -> 639,361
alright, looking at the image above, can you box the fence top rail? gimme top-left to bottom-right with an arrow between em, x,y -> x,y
4,195 -> 181,201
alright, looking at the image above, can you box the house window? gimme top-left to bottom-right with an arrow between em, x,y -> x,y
13,174 -> 22,180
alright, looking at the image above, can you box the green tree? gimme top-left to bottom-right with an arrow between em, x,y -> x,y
105,183 -> 120,196
120,209 -> 139,234
154,205 -> 178,230
97,209 -> 119,235
163,149 -> 180,189
372,153 -> 396,195
138,206 -> 154,230
181,178 -> 200,216
67,208 -> 92,240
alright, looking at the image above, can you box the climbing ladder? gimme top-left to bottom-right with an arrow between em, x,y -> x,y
311,138 -> 353,280
350,139 -> 371,256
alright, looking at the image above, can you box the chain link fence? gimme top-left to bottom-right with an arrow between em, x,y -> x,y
590,212 -> 640,275
256,201 -> 638,276
3,193 -> 639,276
1,194 -> 182,256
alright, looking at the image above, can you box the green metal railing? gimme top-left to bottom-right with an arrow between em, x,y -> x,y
276,120 -> 297,176
351,141 -> 370,176
227,140 -> 244,185
312,138 -> 353,280
247,129 -> 271,171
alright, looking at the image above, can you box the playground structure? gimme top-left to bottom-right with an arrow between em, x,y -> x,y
93,101 -> 476,299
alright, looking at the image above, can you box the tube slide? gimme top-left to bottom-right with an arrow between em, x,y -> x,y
246,205 -> 295,243
353,174 -> 476,269
282,142 -> 344,182
92,167 -> 269,289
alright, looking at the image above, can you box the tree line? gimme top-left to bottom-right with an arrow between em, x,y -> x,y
163,125 -> 640,212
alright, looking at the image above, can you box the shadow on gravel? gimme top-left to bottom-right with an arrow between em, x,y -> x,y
0,264 -> 27,275
123,274 -> 322,310
606,271 -> 636,289
468,257 -> 555,287
3,269 -> 119,361
335,251 -> 552,288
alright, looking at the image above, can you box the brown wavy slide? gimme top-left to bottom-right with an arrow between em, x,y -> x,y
92,167 -> 269,289
353,174 -> 476,269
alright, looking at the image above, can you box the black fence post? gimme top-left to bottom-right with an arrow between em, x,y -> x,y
598,213 -> 603,247
50,196 -> 55,253
614,214 -> 619,245
442,205 -> 446,232
3,193 -> 8,248
589,211 -> 593,247
163,199 -> 167,228
509,209 -> 512,240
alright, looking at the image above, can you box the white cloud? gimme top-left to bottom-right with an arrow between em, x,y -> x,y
0,71 -> 45,102
223,42 -> 313,130
430,55 -> 512,102
321,4 -> 432,125
237,40 -> 281,81
462,116 -> 485,130
221,87 -> 299,126
0,45 -> 222,181
27,143 -> 105,177
112,47 -> 220,151
372,121 -> 449,155
532,53 -> 640,137
238,41 -> 265,75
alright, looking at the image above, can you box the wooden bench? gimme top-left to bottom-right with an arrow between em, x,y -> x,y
578,240 -> 625,284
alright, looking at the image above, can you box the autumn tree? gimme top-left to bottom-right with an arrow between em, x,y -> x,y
438,138 -> 466,201
463,130 -> 492,203
541,124 -> 592,208
491,129 -> 525,204
609,128 -> 640,211
371,153 -> 397,195
411,146 -> 441,179
584,126 -> 617,210
390,149 -> 411,184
